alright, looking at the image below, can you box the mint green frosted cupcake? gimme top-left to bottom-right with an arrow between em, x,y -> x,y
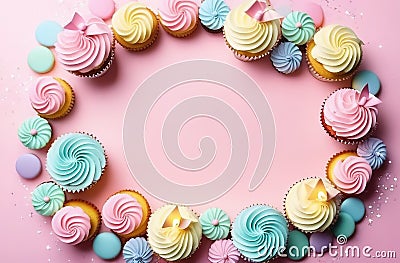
282,11 -> 315,45
46,133 -> 106,193
231,205 -> 289,262
200,208 -> 230,240
32,181 -> 65,216
18,116 -> 52,149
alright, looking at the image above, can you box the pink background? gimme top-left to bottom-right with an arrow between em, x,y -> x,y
1,0 -> 399,262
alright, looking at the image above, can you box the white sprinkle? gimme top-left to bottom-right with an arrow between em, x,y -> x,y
378,44 -> 383,48
46,245 -> 51,250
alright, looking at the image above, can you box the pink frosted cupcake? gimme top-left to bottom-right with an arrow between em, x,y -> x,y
158,0 -> 199,37
208,239 -> 240,263
55,12 -> 115,78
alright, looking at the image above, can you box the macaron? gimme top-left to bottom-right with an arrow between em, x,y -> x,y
352,70 -> 381,96
35,20 -> 63,47
286,230 -> 309,260
16,153 -> 42,179
27,46 -> 55,74
93,232 -> 122,260
309,231 -> 333,253
331,212 -> 356,239
88,0 -> 115,20
341,197 -> 365,223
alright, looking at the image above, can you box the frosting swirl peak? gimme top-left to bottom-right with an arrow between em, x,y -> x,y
29,77 -> 65,115
357,137 -> 387,170
158,0 -> 199,33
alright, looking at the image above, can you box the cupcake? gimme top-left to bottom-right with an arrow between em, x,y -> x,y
102,190 -> 151,241
231,205 -> 288,262
284,177 -> 341,232
123,237 -> 153,263
46,133 -> 106,193
29,76 -> 75,119
54,12 -> 115,78
270,42 -> 302,74
32,181 -> 65,216
357,137 -> 387,170
51,200 -> 101,245
326,152 -> 373,195
306,24 -> 363,81
321,86 -> 382,144
208,239 -> 240,263
199,0 -> 230,33
18,116 -> 52,150
147,204 -> 202,261
223,0 -> 282,61
281,11 -> 315,45
158,0 -> 199,38
112,2 -> 159,51
199,207 -> 230,240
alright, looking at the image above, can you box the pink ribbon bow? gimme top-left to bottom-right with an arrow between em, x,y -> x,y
245,0 -> 283,22
357,84 -> 382,107
64,12 -> 109,35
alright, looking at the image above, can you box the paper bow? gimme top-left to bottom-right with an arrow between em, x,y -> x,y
162,206 -> 192,230
64,12 -> 109,36
245,0 -> 283,22
306,178 -> 340,202
357,84 -> 382,107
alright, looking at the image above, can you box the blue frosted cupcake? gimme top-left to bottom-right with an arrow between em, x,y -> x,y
199,0 -> 230,33
231,205 -> 289,262
270,42 -> 302,74
18,116 -> 52,149
199,207 -> 230,240
357,137 -> 387,170
46,133 -> 106,193
282,11 -> 315,45
123,237 -> 153,263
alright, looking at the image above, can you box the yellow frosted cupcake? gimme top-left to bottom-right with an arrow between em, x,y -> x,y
306,24 -> 363,81
112,2 -> 159,51
223,0 -> 282,61
284,177 -> 341,232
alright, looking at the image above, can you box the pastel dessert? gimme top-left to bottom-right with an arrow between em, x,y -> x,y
284,177 -> 340,232
54,12 -> 115,78
306,24 -> 363,81
199,0 -> 230,33
51,200 -> 101,245
158,0 -> 199,38
102,190 -> 151,240
199,207 -> 230,240
321,86 -> 381,144
18,116 -> 52,150
32,182 -> 65,216
15,153 -> 42,179
357,137 -> 387,170
147,204 -> 202,261
231,205 -> 288,262
208,239 -> 240,263
286,230 -> 309,261
92,232 -> 122,260
123,237 -> 153,263
223,0 -> 282,61
270,42 -> 302,74
29,76 -> 75,119
282,11 -> 315,45
46,133 -> 106,193
326,152 -> 372,195
112,2 -> 159,51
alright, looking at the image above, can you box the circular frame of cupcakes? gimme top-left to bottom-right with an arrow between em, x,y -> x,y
17,0 -> 388,262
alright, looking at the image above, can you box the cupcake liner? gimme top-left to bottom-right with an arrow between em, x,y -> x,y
320,88 -> 378,145
64,199 -> 102,242
283,177 -> 343,234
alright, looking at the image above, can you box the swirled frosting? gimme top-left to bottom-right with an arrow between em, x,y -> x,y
32,182 -> 65,216
223,0 -> 281,54
123,237 -> 153,263
147,205 -> 202,261
231,205 -> 288,262
158,0 -> 199,32
332,156 -> 372,194
46,133 -> 106,192
55,13 -> 113,73
310,24 -> 362,73
30,77 -> 65,115
18,117 -> 52,149
51,206 -> 91,245
102,193 -> 143,235
199,208 -> 230,240
199,0 -> 230,31
282,11 -> 315,45
357,137 -> 387,170
323,88 -> 381,140
112,2 -> 156,45
270,42 -> 302,74
285,178 -> 339,232
208,239 -> 240,263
